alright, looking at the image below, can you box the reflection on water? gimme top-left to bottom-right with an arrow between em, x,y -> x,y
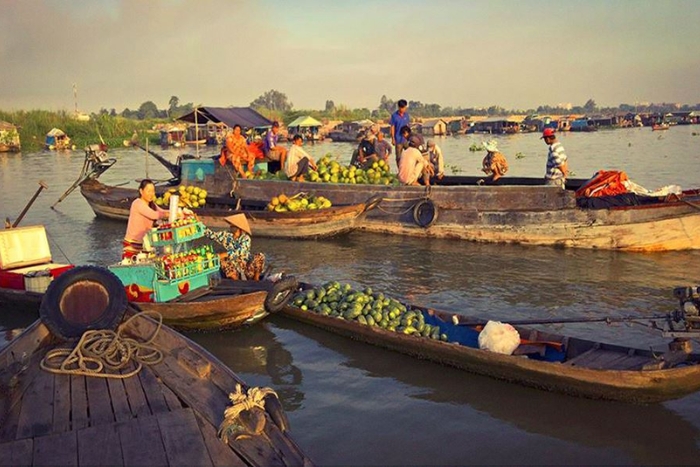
186,324 -> 305,411
2,130 -> 700,464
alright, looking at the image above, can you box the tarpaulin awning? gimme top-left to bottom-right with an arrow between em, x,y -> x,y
287,116 -> 323,128
177,107 -> 272,129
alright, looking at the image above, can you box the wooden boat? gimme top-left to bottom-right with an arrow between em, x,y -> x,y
0,274 -> 298,332
0,267 -> 313,466
280,283 -> 700,403
80,178 -> 381,239
184,161 -> 700,251
652,123 -> 670,131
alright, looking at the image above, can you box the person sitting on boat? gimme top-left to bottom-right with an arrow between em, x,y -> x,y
204,214 -> 266,281
351,127 -> 379,169
263,121 -> 287,172
481,140 -> 509,184
221,125 -> 256,177
426,139 -> 445,180
398,135 -> 433,186
541,128 -> 568,188
123,179 -> 169,260
285,134 -> 317,182
374,129 -> 392,167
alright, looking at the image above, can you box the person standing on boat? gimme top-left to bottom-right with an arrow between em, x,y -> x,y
541,128 -> 568,188
223,125 -> 256,177
122,179 -> 169,260
398,135 -> 433,186
390,99 -> 411,166
204,214 -> 266,281
426,140 -> 445,180
481,140 -> 509,184
285,134 -> 317,182
263,121 -> 288,172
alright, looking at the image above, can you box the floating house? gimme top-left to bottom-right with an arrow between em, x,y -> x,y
44,128 -> 72,150
158,125 -> 187,147
419,118 -> 448,136
177,107 -> 272,145
0,121 -> 21,152
470,117 -> 521,134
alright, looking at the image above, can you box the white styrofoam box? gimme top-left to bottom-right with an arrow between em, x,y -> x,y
0,225 -> 52,270
24,273 -> 52,293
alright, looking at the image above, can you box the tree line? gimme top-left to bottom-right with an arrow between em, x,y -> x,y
96,91 -> 700,124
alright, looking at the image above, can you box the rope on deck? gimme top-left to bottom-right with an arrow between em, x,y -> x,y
218,383 -> 279,442
40,311 -> 164,379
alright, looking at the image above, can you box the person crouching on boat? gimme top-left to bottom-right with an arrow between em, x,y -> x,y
481,140 -> 509,184
123,179 -> 169,260
541,128 -> 568,188
426,139 -> 445,181
204,214 -> 266,281
285,134 -> 317,182
398,135 -> 433,186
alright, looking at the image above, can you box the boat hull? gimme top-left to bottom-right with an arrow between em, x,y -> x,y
0,285 -> 269,332
80,179 -> 371,239
204,174 -> 700,251
281,302 -> 700,403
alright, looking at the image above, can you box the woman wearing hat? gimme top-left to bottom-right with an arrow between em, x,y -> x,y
203,214 -> 266,280
481,140 -> 509,184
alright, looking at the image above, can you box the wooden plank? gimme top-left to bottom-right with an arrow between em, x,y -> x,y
70,375 -> 89,431
117,415 -> 168,467
85,375 -> 114,426
160,381 -> 184,412
156,408 -> 213,467
106,377 -> 133,423
0,438 -> 32,466
121,365 -> 151,418
52,374 -> 72,434
32,430 -> 77,466
16,366 -> 54,439
138,367 -> 169,415
0,384 -> 22,442
194,412 -> 248,467
77,423 -> 123,466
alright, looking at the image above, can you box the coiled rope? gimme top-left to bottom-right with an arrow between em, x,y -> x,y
40,311 -> 164,379
218,383 -> 279,442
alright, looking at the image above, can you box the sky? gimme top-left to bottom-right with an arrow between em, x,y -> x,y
1,0 -> 699,113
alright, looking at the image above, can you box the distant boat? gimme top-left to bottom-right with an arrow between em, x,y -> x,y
652,123 -> 670,131
45,128 -> 75,150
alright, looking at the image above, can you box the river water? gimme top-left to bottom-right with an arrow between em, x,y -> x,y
2,126 -> 700,465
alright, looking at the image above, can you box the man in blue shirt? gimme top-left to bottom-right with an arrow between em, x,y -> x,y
390,99 -> 410,168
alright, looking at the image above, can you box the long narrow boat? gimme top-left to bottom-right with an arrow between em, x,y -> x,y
167,157 -> 700,251
0,268 -> 313,466
0,274 -> 298,332
80,178 -> 381,239
280,283 -> 700,403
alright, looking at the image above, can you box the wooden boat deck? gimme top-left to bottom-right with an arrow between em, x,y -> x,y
0,316 -> 312,467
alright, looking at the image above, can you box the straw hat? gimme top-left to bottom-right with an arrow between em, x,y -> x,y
224,214 -> 251,235
482,140 -> 499,152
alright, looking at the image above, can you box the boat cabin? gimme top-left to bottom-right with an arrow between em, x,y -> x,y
0,225 -> 73,292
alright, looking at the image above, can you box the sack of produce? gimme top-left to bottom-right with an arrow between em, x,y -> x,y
478,320 -> 520,355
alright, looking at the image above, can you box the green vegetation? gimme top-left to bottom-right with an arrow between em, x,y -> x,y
0,110 -> 165,151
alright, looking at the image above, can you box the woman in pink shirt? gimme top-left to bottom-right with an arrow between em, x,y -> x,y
122,179 -> 168,259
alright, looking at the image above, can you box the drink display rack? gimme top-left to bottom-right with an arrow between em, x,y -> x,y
109,217 -> 220,303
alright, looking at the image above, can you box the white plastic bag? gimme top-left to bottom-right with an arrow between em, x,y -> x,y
478,320 -> 520,355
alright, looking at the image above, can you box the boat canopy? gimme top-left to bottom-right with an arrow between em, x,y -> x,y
287,115 -> 323,128
177,107 -> 272,130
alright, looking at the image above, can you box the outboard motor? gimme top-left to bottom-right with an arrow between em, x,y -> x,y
663,286 -> 700,338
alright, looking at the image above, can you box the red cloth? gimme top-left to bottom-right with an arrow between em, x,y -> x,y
248,142 -> 265,160
575,170 -> 629,198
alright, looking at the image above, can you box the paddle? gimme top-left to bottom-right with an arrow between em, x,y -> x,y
11,180 -> 48,227
433,310 -> 672,328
